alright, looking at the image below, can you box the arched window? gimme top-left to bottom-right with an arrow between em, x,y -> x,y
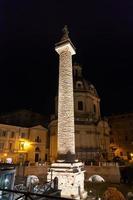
78,101 -> 83,111
78,83 -> 81,87
76,81 -> 83,89
35,147 -> 40,152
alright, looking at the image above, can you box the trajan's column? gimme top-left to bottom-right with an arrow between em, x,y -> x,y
47,26 -> 87,200
57,26 -> 75,161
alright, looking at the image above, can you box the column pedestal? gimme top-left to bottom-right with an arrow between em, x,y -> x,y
47,161 -> 87,199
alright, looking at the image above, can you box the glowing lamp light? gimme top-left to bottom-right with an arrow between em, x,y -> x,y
4,153 -> 7,157
24,141 -> 31,149
130,153 -> 133,160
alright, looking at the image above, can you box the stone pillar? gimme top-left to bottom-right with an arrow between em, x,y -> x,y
55,27 -> 76,161
47,26 -> 87,200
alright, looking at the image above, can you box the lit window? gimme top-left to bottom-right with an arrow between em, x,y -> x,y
78,101 -> 83,111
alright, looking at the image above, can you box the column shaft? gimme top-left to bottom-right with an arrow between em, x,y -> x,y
58,50 -> 75,156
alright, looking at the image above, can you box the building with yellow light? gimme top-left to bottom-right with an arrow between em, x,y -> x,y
49,64 -> 111,163
109,113 -> 133,161
0,110 -> 48,164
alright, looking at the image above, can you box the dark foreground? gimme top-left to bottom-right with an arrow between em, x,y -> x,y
85,182 -> 133,199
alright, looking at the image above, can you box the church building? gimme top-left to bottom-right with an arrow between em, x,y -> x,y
49,64 -> 111,163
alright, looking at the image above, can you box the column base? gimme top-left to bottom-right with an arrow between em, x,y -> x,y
57,152 -> 76,163
47,161 -> 87,199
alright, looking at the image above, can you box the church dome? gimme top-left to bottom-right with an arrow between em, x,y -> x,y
73,64 -> 98,97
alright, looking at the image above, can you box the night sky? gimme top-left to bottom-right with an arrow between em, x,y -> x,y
0,0 -> 132,116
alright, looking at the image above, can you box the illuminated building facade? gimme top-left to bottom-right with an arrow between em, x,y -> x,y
109,113 -> 133,161
0,122 -> 48,164
49,63 -> 111,162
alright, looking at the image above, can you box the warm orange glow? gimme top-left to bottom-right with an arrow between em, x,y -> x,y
4,153 -> 7,157
24,141 -> 31,149
19,139 -> 31,151
130,153 -> 133,158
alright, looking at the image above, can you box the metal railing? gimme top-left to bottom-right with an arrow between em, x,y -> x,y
0,188 -> 69,200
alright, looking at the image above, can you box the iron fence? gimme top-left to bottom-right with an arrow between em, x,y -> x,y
0,188 -> 69,200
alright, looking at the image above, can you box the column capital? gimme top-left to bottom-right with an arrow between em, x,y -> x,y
55,26 -> 76,55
